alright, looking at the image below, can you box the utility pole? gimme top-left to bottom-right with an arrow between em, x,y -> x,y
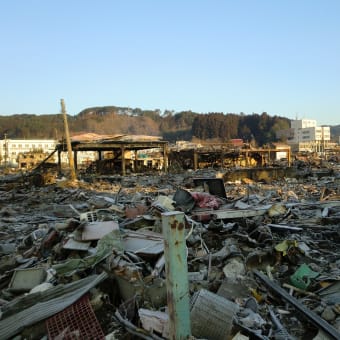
60,99 -> 76,181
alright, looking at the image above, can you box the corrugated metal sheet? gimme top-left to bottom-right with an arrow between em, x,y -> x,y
123,230 -> 164,256
0,272 -> 108,340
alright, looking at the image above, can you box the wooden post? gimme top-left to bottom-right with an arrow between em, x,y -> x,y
60,99 -> 76,181
121,146 -> 126,176
194,151 -> 198,171
163,144 -> 168,172
74,150 -> 78,170
134,150 -> 138,172
162,211 -> 191,339
57,149 -> 61,174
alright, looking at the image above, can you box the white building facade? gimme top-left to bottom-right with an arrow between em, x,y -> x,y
289,119 -> 330,153
0,138 -> 98,168
0,139 -> 57,166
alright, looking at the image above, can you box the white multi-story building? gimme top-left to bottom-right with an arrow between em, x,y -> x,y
0,138 -> 57,166
0,138 -> 99,168
289,119 -> 330,153
291,119 -> 317,131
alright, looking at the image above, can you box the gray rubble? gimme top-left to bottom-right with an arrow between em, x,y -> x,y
0,164 -> 340,339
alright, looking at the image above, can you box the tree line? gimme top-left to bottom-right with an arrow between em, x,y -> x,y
0,106 -> 335,146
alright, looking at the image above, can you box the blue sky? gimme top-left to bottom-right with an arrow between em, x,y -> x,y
0,1 -> 339,125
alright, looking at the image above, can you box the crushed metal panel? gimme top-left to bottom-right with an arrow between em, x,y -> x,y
0,272 -> 108,340
317,280 -> 340,304
63,238 -> 91,251
8,267 -> 47,293
81,221 -> 119,241
123,230 -> 164,256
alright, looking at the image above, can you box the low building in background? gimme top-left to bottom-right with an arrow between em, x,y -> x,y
17,151 -> 53,169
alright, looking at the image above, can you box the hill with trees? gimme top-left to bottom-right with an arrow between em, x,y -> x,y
0,106 -> 337,146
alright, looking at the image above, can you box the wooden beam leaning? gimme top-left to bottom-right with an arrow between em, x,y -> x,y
60,99 -> 76,181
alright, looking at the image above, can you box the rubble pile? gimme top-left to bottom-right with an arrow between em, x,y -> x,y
0,169 -> 340,339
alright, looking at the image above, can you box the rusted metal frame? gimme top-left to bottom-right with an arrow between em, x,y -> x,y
162,211 -> 191,339
254,270 -> 340,340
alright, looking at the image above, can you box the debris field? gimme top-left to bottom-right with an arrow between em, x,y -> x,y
0,166 -> 340,339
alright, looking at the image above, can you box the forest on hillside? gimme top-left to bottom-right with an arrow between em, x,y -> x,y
0,106 -> 338,146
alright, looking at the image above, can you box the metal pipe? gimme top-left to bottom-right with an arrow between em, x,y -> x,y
162,211 -> 191,339
254,270 -> 340,340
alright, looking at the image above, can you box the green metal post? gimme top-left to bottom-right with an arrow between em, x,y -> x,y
162,211 -> 191,340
